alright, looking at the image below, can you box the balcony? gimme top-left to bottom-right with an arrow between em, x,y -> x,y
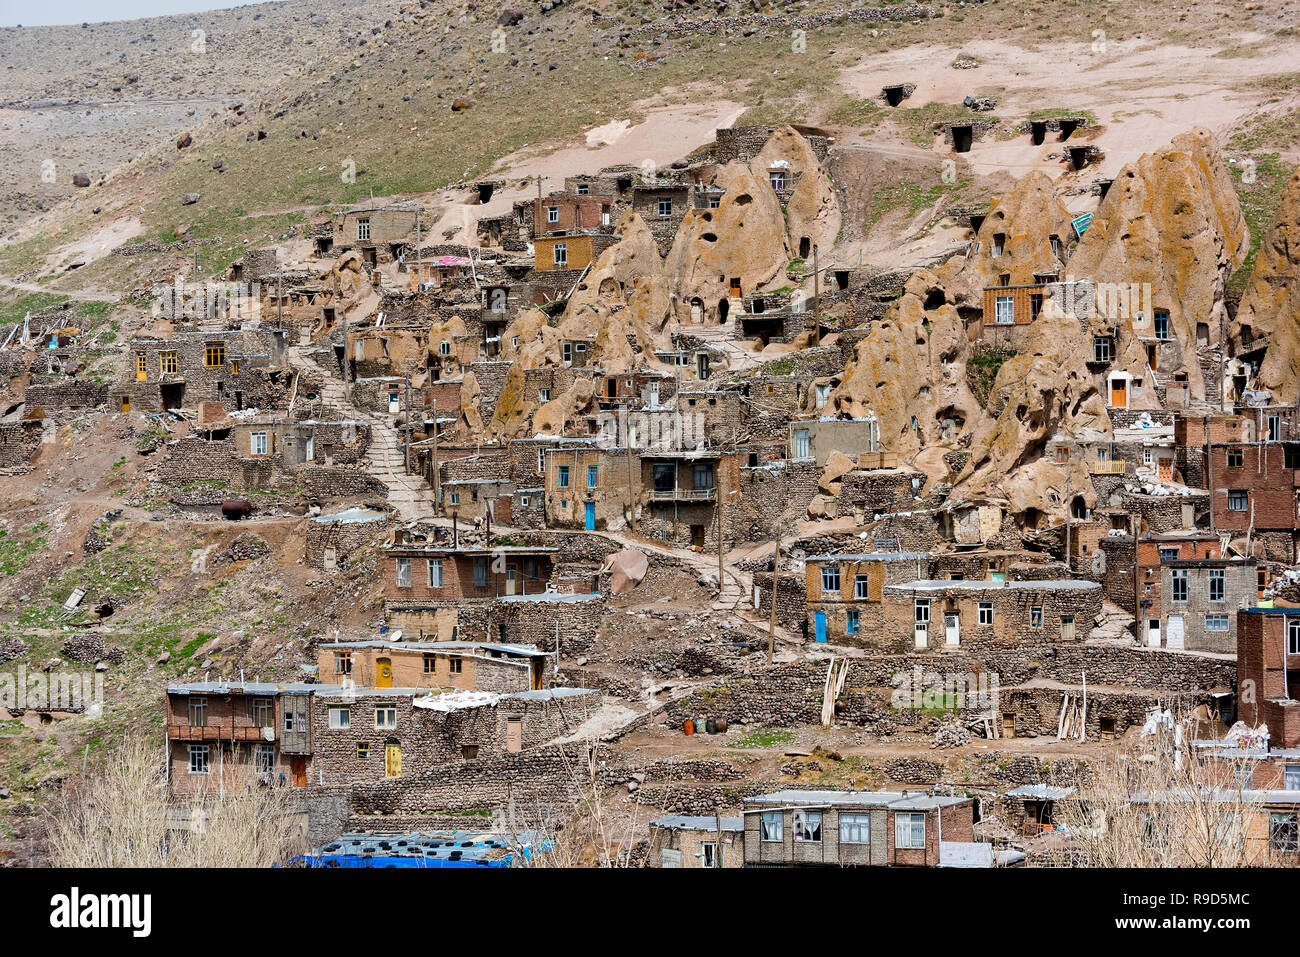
1089,460 -> 1126,475
649,487 -> 716,502
168,724 -> 276,742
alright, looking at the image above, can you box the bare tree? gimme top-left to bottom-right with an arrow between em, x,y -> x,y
46,736 -> 307,868
1060,721 -> 1293,867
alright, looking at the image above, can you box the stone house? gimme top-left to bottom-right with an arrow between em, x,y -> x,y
881,579 -> 1103,653
743,789 -> 974,868
116,328 -> 288,414
316,639 -> 549,692
649,816 -> 743,868
1151,558 -> 1257,653
304,507 -> 391,571
803,552 -> 931,646
330,203 -> 419,266
788,417 -> 882,467
165,682 -> 316,795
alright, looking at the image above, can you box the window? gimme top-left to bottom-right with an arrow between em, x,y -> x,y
977,602 -> 993,626
793,428 -> 810,459
769,171 -> 786,191
1050,235 -> 1061,259
449,656 -> 463,674
1031,607 -> 1043,628
252,697 -> 274,728
1093,336 -> 1113,363
587,464 -> 599,488
760,811 -> 783,842
136,353 -> 147,376
1054,446 -> 1069,464
334,652 -> 352,676
1288,619 -> 1300,655
160,350 -> 178,375
992,233 -> 1005,257
283,711 -> 296,732
1285,764 -> 1300,791
375,706 -> 397,730
1205,614 -> 1229,632
1270,813 -> 1299,853
539,388 -> 550,402
546,205 -> 559,224
188,745 -> 209,774
895,812 -> 926,848
915,600 -> 930,623
840,812 -> 871,844
250,431 -> 268,456
329,707 -> 350,729
854,574 -> 870,600
1029,293 -> 1043,320
439,341 -> 451,356
793,810 -> 822,843
357,742 -> 370,760
426,559 -> 443,588
821,566 -> 841,596
846,610 -> 859,635
188,697 -> 207,727
1268,414 -> 1282,442
423,654 -> 438,674
700,842 -> 721,868
205,342 -> 225,367
1228,490 -> 1248,511
1153,309 -> 1170,341
692,463 -> 714,491
473,559 -> 487,588
1171,569 -> 1188,603
356,218 -> 370,241
562,343 -> 573,364
255,743 -> 275,774
708,195 -> 721,209
657,198 -> 673,217
558,465 -> 570,488
1208,569 -> 1225,602
553,243 -> 567,266
995,295 -> 1014,324
1227,448 -> 1243,468
449,492 -> 460,506
395,558 -> 412,588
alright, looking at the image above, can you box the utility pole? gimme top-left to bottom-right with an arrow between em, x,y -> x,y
277,270 -> 283,327
716,484 -> 724,600
768,526 -> 780,666
624,404 -> 636,534
404,377 -> 411,475
416,206 -> 422,290
1064,462 -> 1072,573
431,398 -> 440,515
714,809 -> 724,868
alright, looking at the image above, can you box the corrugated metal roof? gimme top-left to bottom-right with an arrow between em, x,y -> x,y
652,816 -> 744,832
1005,784 -> 1076,800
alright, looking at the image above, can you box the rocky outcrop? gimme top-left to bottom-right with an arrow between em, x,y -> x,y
1236,167 -> 1300,401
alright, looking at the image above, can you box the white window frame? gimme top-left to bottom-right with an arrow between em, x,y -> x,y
760,810 -> 783,842
1205,614 -> 1230,632
188,744 -> 210,775
553,243 -> 567,266
1171,569 -> 1188,603
255,743 -> 275,774
840,812 -> 871,844
995,295 -> 1014,324
854,574 -> 870,600
821,566 -> 840,596
895,811 -> 926,849
395,557 -> 412,589
329,706 -> 351,730
1208,568 -> 1225,603
978,602 -> 993,626
250,431 -> 268,456
428,558 -> 443,588
375,705 -> 397,730
546,205 -> 559,224
657,197 -> 673,218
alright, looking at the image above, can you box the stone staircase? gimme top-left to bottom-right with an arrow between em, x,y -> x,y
288,344 -> 437,521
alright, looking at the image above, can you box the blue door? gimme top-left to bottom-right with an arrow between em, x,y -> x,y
584,501 -> 596,531
815,612 -> 827,643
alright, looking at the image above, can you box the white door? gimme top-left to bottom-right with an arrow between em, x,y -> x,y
914,621 -> 928,649
389,391 -> 400,414
1147,618 -> 1161,647
945,613 -> 960,647
1166,615 -> 1184,650
305,436 -> 315,462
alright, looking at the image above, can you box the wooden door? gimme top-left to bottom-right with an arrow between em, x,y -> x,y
290,756 -> 306,787
1002,712 -> 1016,738
1111,379 -> 1126,407
377,657 -> 393,688
1158,461 -> 1172,482
506,717 -> 523,753
385,741 -> 402,778
506,564 -> 518,595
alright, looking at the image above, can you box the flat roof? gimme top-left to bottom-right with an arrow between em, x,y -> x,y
320,640 -> 548,658
744,789 -> 969,809
805,552 -> 929,563
652,816 -> 744,832
886,579 -> 1100,592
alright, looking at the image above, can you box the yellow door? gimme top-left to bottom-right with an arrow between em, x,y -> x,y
385,741 -> 401,778
120,396 -> 130,413
1111,379 -> 1126,407
377,658 -> 393,688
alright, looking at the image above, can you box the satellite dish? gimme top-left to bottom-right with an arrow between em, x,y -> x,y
390,629 -> 405,642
